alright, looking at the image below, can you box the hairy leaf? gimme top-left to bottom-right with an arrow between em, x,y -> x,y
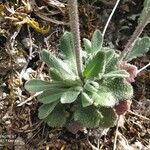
25,80 -> 52,92
59,32 -> 77,74
59,32 -> 75,60
49,67 -> 80,82
49,68 -> 67,81
81,92 -> 93,107
99,107 -> 117,128
38,102 -> 58,119
139,0 -> 150,24
144,0 -> 150,8
46,104 -> 68,127
91,30 -> 103,53
102,47 -> 115,63
83,51 -> 106,78
92,89 -> 116,107
105,53 -> 118,73
38,89 -> 66,104
103,70 -> 129,78
125,37 -> 150,61
83,38 -> 92,53
84,82 -> 98,93
60,88 -> 81,103
41,50 -> 75,77
74,106 -> 102,128
25,80 -> 75,92
105,78 -> 133,100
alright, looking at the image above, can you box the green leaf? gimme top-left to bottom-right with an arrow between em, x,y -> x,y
53,80 -> 81,87
138,0 -> 150,24
41,50 -> 74,76
83,38 -> 92,53
125,37 -> 150,61
105,78 -> 133,100
49,68 -> 64,81
81,92 -> 93,107
92,89 -> 117,107
46,104 -> 68,127
25,80 -> 52,92
105,52 -> 118,73
102,47 -> 115,63
38,101 -> 58,119
49,68 -> 71,81
59,32 -> 77,75
91,30 -> 103,53
74,106 -> 102,128
59,32 -> 75,61
103,70 -> 129,78
38,89 -> 66,104
83,51 -> 106,78
25,79 -> 82,92
40,49 -> 52,67
60,88 -> 81,104
99,107 -> 117,128
84,82 -> 98,93
144,0 -> 150,8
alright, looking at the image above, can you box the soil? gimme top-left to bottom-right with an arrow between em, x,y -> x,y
0,0 -> 149,150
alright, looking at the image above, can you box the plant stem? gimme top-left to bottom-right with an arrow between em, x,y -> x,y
68,0 -> 83,79
113,116 -> 120,150
102,0 -> 121,37
137,62 -> 150,74
119,12 -> 150,61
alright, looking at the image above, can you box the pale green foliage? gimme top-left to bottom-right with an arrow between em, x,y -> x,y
139,0 -> 150,24
125,37 -> 150,61
91,30 -> 103,53
25,28 -> 149,129
45,104 -> 69,127
83,51 -> 106,78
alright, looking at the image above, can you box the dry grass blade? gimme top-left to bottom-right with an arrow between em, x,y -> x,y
128,110 -> 150,121
17,92 -> 42,106
34,11 -> 68,25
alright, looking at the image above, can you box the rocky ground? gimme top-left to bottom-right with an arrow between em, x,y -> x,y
0,0 -> 149,149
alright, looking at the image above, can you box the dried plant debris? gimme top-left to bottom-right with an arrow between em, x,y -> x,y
0,0 -> 149,149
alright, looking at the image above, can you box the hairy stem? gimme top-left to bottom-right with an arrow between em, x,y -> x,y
68,0 -> 82,78
119,11 -> 150,61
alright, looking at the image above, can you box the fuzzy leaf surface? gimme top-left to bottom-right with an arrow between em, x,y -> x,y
92,89 -> 116,107
49,68 -> 64,81
46,105 -> 68,127
38,89 -> 66,104
105,78 -> 133,100
84,82 -> 98,93
60,88 -> 81,104
126,37 -> 150,61
38,102 -> 58,119
91,30 -> 103,53
25,80 -> 52,92
59,32 -> 77,74
83,38 -> 92,53
59,32 -> 75,60
99,107 -> 117,128
102,48 -> 115,64
25,80 -> 76,92
74,106 -> 102,128
105,52 -> 118,73
139,0 -> 150,24
81,92 -> 93,107
83,51 -> 106,78
41,50 -> 75,77
103,70 -> 129,78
